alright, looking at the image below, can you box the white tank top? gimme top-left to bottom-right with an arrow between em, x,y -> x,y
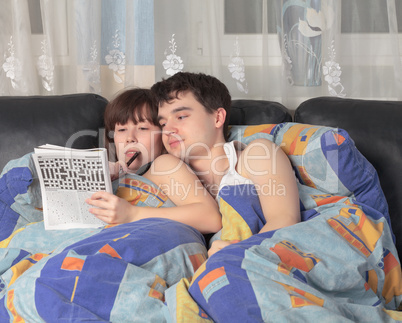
217,141 -> 253,201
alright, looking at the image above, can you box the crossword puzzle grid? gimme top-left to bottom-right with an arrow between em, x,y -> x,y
38,157 -> 107,191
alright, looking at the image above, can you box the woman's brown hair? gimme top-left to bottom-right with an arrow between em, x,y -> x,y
104,88 -> 159,161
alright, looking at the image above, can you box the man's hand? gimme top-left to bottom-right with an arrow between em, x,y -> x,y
208,239 -> 240,257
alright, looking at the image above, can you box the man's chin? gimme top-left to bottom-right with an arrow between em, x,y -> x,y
166,149 -> 182,159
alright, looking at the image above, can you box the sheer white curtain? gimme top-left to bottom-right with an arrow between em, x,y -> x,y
2,0 -> 402,110
0,0 -> 154,99
154,0 -> 402,110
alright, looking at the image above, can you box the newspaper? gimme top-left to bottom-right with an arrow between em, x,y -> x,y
33,144 -> 112,230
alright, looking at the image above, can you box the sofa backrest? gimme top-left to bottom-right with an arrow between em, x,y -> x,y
0,94 -> 108,171
0,96 -> 291,173
229,99 -> 292,125
294,96 -> 402,261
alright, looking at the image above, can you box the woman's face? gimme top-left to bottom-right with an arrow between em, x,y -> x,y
113,119 -> 163,172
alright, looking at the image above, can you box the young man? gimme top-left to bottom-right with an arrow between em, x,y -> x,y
152,72 -> 300,255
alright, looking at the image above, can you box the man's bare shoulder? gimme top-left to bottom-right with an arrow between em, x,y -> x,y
245,137 -> 276,148
238,138 -> 279,159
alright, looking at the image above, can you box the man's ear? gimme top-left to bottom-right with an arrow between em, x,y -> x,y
215,107 -> 227,129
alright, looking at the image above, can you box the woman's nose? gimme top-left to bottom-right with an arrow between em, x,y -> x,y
126,131 -> 137,143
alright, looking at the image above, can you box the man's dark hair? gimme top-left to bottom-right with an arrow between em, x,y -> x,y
151,72 -> 232,140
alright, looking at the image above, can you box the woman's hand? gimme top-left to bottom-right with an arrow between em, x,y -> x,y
86,191 -> 138,224
208,239 -> 240,257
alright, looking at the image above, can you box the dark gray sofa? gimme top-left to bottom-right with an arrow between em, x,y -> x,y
0,94 -> 400,260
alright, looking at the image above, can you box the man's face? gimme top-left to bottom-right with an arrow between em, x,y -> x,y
157,91 -> 221,162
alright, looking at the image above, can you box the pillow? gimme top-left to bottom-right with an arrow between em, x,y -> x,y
228,123 -> 389,221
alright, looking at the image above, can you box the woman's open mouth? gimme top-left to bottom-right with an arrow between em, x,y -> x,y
125,150 -> 139,158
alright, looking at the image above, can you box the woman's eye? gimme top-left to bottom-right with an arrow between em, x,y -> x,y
139,127 -> 149,131
159,122 -> 166,128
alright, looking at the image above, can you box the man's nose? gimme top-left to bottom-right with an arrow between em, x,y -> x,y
163,121 -> 176,135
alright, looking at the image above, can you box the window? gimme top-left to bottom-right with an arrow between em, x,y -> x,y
28,0 -> 69,59
220,0 -> 402,66
28,0 -> 44,35
224,0 -> 276,34
224,0 -> 402,34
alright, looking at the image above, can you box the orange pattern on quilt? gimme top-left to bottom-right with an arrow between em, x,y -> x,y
243,124 -> 276,137
381,249 -> 402,303
364,269 -> 378,293
104,223 -> 119,229
198,267 -> 227,294
270,241 -> 320,272
191,261 -> 207,286
116,178 -> 168,207
281,124 -> 318,156
327,207 -> 383,257
149,288 -> 164,301
113,233 -> 130,242
99,244 -> 122,259
275,281 -> 324,307
311,194 -> 346,206
61,257 -> 85,271
7,290 -> 24,323
189,254 -> 207,273
333,132 -> 345,145
278,262 -> 293,275
296,166 -> 316,189
148,275 -> 167,302
343,199 -> 355,206
9,253 -> 49,287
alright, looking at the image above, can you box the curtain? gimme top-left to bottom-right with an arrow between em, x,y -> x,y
1,0 -> 402,110
154,0 -> 402,110
0,0 -> 155,99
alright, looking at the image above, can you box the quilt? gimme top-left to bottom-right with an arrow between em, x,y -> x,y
164,123 -> 402,322
0,154 -> 207,322
1,123 -> 401,322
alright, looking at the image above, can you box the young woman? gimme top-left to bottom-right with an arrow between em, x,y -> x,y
86,88 -> 222,234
